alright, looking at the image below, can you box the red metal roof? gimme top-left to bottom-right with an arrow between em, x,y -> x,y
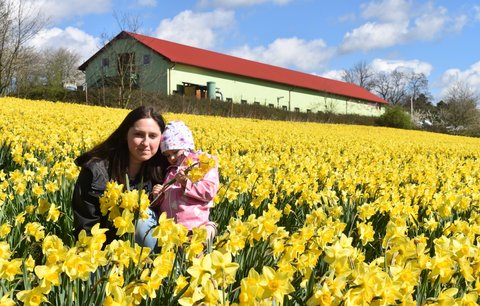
82,31 -> 388,104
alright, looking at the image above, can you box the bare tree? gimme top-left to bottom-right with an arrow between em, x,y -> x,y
99,11 -> 141,46
438,81 -> 479,129
93,11 -> 143,107
12,47 -> 42,94
341,61 -> 376,91
87,11 -> 166,108
342,61 -> 433,113
0,0 -> 46,95
373,69 -> 408,105
13,47 -> 82,95
406,72 -> 429,116
43,48 -> 81,87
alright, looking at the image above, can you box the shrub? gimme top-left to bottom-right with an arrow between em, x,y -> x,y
14,86 -> 85,103
376,106 -> 413,129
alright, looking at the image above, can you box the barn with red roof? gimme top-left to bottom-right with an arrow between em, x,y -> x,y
79,31 -> 387,115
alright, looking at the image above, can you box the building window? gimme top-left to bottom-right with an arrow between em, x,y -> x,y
143,54 -> 151,65
102,58 -> 109,67
294,107 -> 300,112
241,99 -> 247,104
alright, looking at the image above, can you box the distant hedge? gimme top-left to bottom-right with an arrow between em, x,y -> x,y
10,87 -> 380,126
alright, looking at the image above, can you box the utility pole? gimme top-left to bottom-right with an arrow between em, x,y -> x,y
410,95 -> 413,117
410,86 -> 416,119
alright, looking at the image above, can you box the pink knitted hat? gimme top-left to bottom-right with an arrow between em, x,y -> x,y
160,120 -> 195,152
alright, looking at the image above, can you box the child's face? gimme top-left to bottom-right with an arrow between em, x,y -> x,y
163,149 -> 185,165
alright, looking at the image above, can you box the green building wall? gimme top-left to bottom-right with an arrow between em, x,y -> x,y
84,37 -> 385,116
84,37 -> 169,94
168,64 -> 384,116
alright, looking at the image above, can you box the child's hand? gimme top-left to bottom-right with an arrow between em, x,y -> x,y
176,170 -> 188,187
152,184 -> 164,196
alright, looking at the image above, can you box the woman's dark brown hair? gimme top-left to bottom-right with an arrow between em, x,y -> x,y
75,106 -> 169,184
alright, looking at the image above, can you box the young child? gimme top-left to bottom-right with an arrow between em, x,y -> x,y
151,120 -> 219,245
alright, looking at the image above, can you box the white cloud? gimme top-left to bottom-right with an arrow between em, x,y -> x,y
137,0 -> 156,7
23,0 -> 111,23
197,0 -> 291,8
407,5 -> 449,40
360,0 -> 411,23
340,22 -> 408,53
475,5 -> 480,21
229,37 -> 334,72
338,13 -> 356,23
154,10 -> 235,49
370,58 -> 433,76
29,27 -> 100,63
340,0 -> 467,53
438,61 -> 480,98
320,69 -> 344,81
451,15 -> 468,32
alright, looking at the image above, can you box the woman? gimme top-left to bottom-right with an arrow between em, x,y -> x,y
71,106 -> 169,245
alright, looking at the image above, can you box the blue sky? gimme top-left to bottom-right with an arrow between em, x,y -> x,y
25,0 -> 480,102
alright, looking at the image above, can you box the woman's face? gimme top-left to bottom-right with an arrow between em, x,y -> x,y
127,118 -> 161,165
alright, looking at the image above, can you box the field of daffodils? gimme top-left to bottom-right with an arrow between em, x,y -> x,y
1,97 -> 480,305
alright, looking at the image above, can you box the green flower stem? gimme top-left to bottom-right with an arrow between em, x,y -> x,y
150,161 -> 199,205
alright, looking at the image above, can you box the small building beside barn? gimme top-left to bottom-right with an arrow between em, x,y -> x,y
79,31 -> 388,116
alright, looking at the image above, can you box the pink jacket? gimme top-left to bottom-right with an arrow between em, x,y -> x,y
159,151 -> 219,230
